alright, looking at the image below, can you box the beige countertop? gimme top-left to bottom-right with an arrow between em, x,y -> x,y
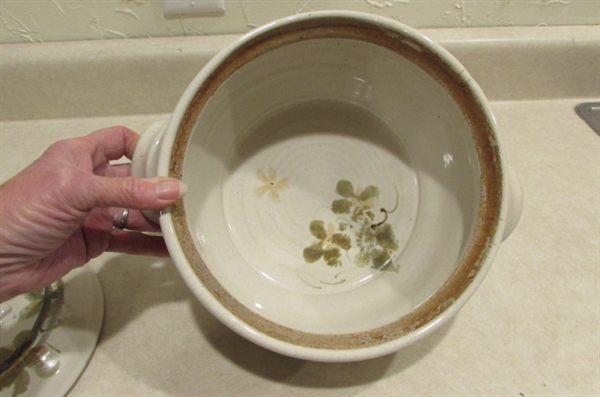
1,26 -> 599,396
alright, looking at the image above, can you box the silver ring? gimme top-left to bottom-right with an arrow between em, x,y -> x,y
113,208 -> 130,230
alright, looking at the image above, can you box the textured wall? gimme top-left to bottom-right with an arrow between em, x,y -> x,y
1,0 -> 599,44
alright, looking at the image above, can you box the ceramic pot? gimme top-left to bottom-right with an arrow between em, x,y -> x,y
132,11 -> 522,362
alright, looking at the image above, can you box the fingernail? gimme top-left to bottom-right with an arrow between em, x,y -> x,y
155,179 -> 187,200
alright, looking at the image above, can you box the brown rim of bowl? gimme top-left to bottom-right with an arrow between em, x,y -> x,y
168,16 -> 503,350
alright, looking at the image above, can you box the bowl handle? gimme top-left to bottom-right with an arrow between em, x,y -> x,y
502,165 -> 523,241
131,118 -> 170,224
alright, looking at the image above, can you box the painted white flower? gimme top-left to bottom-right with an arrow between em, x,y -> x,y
256,167 -> 289,202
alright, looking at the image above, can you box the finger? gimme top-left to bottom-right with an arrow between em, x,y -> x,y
111,208 -> 161,233
82,126 -> 141,164
87,175 -> 187,210
104,163 -> 132,178
108,231 -> 170,257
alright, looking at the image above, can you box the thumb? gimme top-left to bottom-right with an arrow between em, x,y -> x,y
87,176 -> 188,210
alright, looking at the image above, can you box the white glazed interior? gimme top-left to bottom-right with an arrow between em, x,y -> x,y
160,12 -> 505,361
184,38 -> 481,333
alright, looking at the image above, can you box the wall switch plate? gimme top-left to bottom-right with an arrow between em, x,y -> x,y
160,0 -> 225,18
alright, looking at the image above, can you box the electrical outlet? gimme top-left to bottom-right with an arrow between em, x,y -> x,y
160,0 -> 225,17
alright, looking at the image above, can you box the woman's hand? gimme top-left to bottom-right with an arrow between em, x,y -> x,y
0,126 -> 186,302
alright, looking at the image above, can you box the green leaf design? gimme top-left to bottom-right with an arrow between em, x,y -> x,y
0,346 -> 13,363
303,179 -> 400,273
309,220 -> 327,240
358,185 -> 379,201
12,331 -> 32,349
24,291 -> 44,302
12,366 -> 30,397
303,244 -> 324,263
19,300 -> 42,320
0,356 -> 28,396
335,180 -> 355,198
375,224 -> 399,250
331,199 -> 351,214
371,249 -> 391,270
331,233 -> 351,250
323,248 -> 342,267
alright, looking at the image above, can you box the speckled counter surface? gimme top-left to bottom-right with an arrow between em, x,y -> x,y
1,26 -> 599,396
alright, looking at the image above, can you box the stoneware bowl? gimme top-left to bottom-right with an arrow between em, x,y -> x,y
132,11 -> 522,362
